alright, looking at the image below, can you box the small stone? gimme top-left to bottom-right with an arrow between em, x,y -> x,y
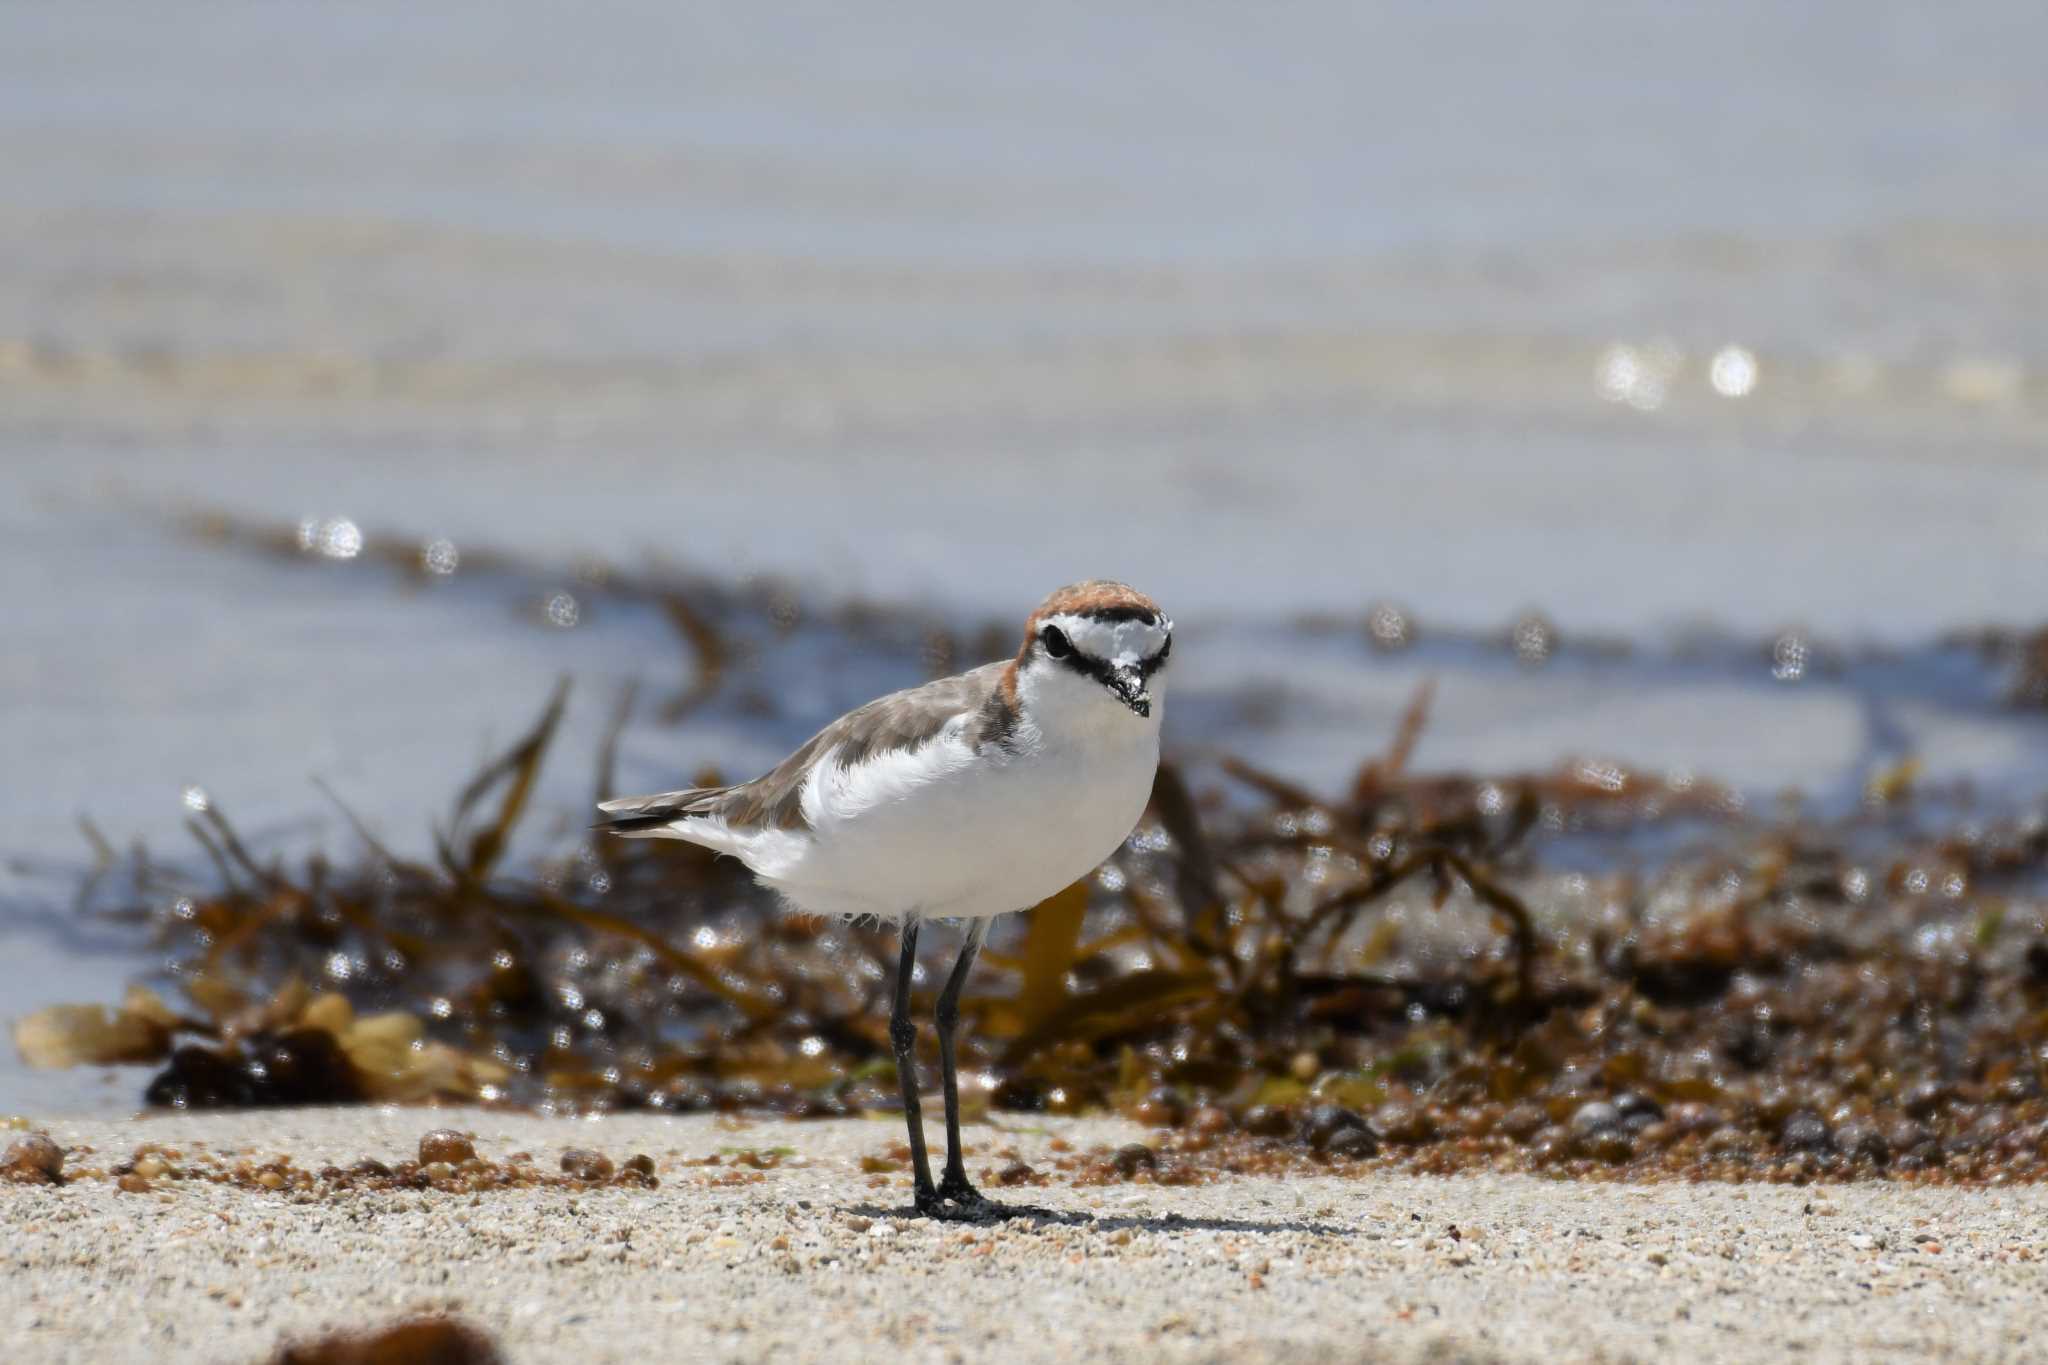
1902,1081 -> 1948,1118
996,1160 -> 1035,1186
1781,1112 -> 1833,1152
1667,1101 -> 1727,1136
1570,1101 -> 1622,1137
1835,1121 -> 1890,1165
1133,1087 -> 1185,1128
1111,1143 -> 1156,1178
1615,1092 -> 1664,1121
1582,1130 -> 1634,1164
623,1154 -> 656,1178
1300,1105 -> 1371,1153
844,1215 -> 872,1232
1369,1102 -> 1436,1145
2,1133 -> 65,1185
1239,1105 -> 1293,1137
256,1169 -> 285,1190
1189,1105 -> 1232,1136
350,1158 -> 393,1178
1529,1124 -> 1573,1163
419,1129 -> 477,1165
560,1149 -> 614,1181
1324,1127 -> 1379,1159
117,1173 -> 153,1194
133,1155 -> 169,1181
422,1161 -> 456,1183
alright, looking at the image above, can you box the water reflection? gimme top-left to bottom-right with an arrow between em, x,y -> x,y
1709,345 -> 1758,398
421,537 -> 460,576
1594,340 -> 1681,411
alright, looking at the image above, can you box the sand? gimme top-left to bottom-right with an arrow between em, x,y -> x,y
4,1108 -> 2045,1364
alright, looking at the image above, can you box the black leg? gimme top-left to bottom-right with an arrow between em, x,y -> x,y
891,917 -> 939,1213
936,918 -> 990,1207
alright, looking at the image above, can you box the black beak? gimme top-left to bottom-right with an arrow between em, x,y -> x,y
1106,665 -> 1151,718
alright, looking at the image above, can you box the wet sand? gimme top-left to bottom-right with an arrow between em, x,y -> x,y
6,1108 -> 2045,1363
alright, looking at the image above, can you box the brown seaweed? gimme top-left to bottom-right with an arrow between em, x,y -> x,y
17,515 -> 2048,1184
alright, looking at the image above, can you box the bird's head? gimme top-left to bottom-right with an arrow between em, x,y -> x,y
1014,580 -> 1172,725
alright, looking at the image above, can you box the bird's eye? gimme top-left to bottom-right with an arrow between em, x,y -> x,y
1040,625 -> 1072,658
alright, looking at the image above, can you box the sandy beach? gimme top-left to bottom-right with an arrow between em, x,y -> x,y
4,1107 -> 2044,1364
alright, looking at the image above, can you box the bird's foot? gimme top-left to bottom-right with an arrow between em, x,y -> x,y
911,1176 -> 1015,1221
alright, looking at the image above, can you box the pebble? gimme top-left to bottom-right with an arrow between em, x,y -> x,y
1238,1105 -> 1293,1137
1112,1143 -> 1157,1177
3,1133 -> 66,1185
420,1129 -> 478,1165
1300,1106 -> 1376,1155
1782,1113 -> 1834,1153
1569,1101 -> 1621,1137
560,1149 -> 615,1181
1133,1088 -> 1185,1128
1370,1103 -> 1436,1145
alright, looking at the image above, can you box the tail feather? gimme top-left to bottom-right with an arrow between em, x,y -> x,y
593,786 -> 728,834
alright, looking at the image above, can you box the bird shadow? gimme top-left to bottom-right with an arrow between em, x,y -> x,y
842,1199 -> 1354,1238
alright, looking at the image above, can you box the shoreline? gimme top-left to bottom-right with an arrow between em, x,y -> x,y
6,1108 -> 2046,1363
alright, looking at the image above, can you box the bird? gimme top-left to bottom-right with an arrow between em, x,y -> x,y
595,580 -> 1172,1217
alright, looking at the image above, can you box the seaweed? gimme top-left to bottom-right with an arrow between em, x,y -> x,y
17,516 -> 2048,1183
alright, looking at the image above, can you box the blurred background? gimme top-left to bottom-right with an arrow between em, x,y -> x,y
6,1 -> 2048,1112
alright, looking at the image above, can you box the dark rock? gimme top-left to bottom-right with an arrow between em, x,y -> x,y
1615,1092 -> 1664,1123
1719,1018 -> 1774,1072
1902,1081 -> 1949,1118
1835,1121 -> 1891,1165
1529,1125 -> 1572,1163
996,1160 -> 1035,1186
1569,1101 -> 1622,1137
1238,1104 -> 1294,1138
1781,1112 -> 1833,1152
1369,1102 -> 1436,1145
1323,1126 -> 1379,1159
1581,1130 -> 1635,1164
1300,1105 -> 1371,1153
1111,1143 -> 1156,1178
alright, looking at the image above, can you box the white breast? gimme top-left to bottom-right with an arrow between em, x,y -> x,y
738,713 -> 1159,921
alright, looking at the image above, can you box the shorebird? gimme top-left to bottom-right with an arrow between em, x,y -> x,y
596,581 -> 1171,1217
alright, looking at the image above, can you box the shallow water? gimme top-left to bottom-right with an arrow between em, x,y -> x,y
6,0 -> 2048,1113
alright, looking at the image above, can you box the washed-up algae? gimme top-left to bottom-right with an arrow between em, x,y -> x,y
14,514 -> 2048,1185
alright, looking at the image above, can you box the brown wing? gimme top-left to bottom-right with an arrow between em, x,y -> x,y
594,660 -> 1019,835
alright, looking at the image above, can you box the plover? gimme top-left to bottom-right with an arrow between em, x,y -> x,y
597,581 -> 1171,1216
